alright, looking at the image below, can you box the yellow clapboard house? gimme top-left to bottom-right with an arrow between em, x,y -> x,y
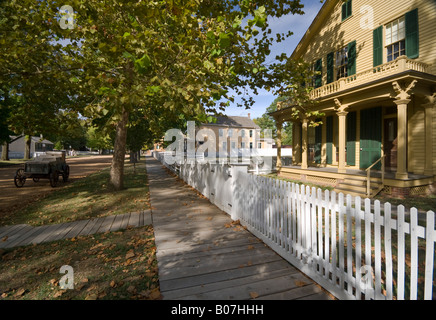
271,0 -> 436,198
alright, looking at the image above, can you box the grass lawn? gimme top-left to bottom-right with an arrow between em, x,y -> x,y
0,159 -> 27,168
262,173 -> 334,192
374,194 -> 436,212
0,160 -> 151,226
0,225 -> 160,300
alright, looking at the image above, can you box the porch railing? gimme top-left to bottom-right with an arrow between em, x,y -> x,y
310,56 -> 431,100
366,155 -> 385,197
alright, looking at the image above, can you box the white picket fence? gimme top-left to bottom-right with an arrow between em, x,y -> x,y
155,153 -> 436,300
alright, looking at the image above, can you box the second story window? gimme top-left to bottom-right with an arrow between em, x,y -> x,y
336,46 -> 348,80
385,17 -> 406,62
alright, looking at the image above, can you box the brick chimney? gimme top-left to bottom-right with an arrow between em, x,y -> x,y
247,113 -> 250,119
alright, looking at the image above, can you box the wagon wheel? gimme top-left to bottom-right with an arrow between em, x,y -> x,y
14,169 -> 26,188
62,165 -> 70,182
49,170 -> 59,188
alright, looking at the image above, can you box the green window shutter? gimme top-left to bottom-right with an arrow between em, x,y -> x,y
327,52 -> 334,84
373,26 -> 383,67
405,8 -> 419,59
346,111 -> 356,166
314,58 -> 322,88
347,40 -> 356,76
326,116 -> 333,165
347,0 -> 352,18
342,0 -> 352,21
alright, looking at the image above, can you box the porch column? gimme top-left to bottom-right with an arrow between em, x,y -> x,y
394,99 -> 411,180
337,111 -> 348,174
301,118 -> 308,170
293,121 -> 302,165
423,102 -> 434,176
276,120 -> 283,170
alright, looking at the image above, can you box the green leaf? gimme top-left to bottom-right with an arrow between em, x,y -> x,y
218,32 -> 231,49
134,54 -> 151,73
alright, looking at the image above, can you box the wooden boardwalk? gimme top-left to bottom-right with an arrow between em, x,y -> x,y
0,211 -> 151,249
146,157 -> 333,300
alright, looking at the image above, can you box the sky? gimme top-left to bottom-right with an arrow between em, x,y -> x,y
222,0 -> 324,120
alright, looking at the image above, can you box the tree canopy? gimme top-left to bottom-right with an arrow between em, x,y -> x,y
1,0 -> 318,189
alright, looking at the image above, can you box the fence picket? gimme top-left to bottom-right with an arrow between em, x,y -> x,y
424,211 -> 435,300
305,186 -> 311,262
384,202 -> 393,300
410,208 -> 418,300
311,187 -> 318,268
355,196 -> 362,300
315,188 -> 324,275
346,194 -> 353,296
331,191 -> 337,288
324,189 -> 330,280
364,198 -> 373,300
338,193 -> 345,290
397,205 -> 406,300
292,183 -> 297,256
374,200 -> 383,300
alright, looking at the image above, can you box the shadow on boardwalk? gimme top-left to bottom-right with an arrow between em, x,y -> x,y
146,156 -> 334,300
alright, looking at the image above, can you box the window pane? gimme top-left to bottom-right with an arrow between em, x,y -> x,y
386,23 -> 392,45
393,42 -> 399,53
398,17 -> 405,40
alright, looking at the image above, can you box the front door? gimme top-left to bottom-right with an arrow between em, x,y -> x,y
360,107 -> 382,170
383,117 -> 398,170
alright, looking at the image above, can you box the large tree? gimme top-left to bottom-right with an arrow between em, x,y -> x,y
2,0 -> 313,189
65,0 -> 306,190
254,96 -> 293,145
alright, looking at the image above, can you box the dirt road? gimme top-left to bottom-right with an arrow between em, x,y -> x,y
0,155 -> 113,215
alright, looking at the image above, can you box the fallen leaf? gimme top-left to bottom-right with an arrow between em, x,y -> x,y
1,236 -> 8,242
125,249 -> 135,259
149,288 -> 161,300
249,291 -> 259,299
14,288 -> 26,297
247,245 -> 254,250
53,290 -> 66,298
110,280 -> 116,288
294,280 -> 307,287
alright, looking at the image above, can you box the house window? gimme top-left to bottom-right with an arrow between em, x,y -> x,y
249,130 -> 253,138
241,129 -> 245,138
241,142 -> 245,148
219,128 -> 223,137
341,0 -> 352,21
336,46 -> 348,80
258,142 -> 262,148
385,17 -> 406,62
227,129 -> 233,137
250,142 -> 253,149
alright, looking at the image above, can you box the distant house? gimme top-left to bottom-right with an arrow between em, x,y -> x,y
198,114 -> 262,154
0,135 -> 54,159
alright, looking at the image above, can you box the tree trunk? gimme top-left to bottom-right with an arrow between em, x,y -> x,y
109,107 -> 129,190
24,135 -> 31,160
1,141 -> 9,160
